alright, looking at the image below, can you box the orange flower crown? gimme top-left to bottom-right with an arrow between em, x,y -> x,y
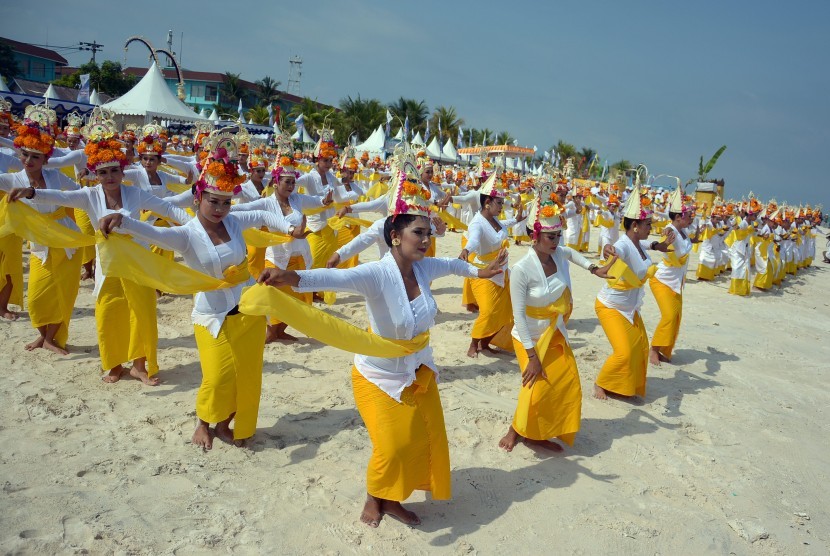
85,138 -> 127,171
318,142 -> 337,159
14,123 -> 55,156
239,143 -> 250,155
194,130 -> 247,196
531,184 -> 566,235
360,151 -> 369,161
343,157 -> 360,171
608,194 -> 620,206
271,155 -> 299,181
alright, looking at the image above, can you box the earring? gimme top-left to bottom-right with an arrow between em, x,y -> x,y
391,238 -> 401,246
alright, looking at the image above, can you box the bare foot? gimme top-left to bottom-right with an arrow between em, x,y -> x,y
466,341 -> 480,358
649,348 -> 662,366
25,336 -> 45,351
465,304 -> 479,313
80,265 -> 94,281
102,365 -> 126,384
360,495 -> 382,528
214,421 -> 235,445
499,426 -> 520,452
593,383 -> 608,400
380,500 -> 421,526
1,309 -> 18,321
481,344 -> 501,355
525,438 -> 564,452
313,293 -> 325,303
266,325 -> 297,343
42,339 -> 69,356
129,366 -> 160,386
192,421 -> 213,450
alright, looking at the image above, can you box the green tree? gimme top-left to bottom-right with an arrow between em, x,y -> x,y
287,97 -> 339,139
338,95 -> 385,145
388,97 -> 429,135
697,145 -> 727,181
611,159 -> 633,172
220,72 -> 245,107
52,60 -> 137,97
429,106 -> 464,143
245,105 -> 270,125
256,76 -> 281,106
553,140 -> 577,166
495,131 -> 515,146
0,41 -> 22,79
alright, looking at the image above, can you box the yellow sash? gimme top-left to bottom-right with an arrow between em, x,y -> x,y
360,180 -> 388,202
166,182 -> 191,194
328,215 -> 373,231
239,283 -> 430,358
662,247 -> 689,267
302,201 -> 350,216
724,226 -> 752,247
436,208 -> 468,231
97,232 -> 250,294
0,198 -> 95,247
46,207 -> 67,221
242,228 -> 294,248
471,239 -> 509,268
603,258 -> 656,290
596,214 -> 614,228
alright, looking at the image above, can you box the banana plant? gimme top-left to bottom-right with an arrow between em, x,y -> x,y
697,145 -> 727,181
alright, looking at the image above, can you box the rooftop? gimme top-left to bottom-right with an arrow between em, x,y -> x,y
0,37 -> 68,65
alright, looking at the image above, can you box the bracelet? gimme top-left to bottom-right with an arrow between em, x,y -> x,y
650,241 -> 658,250
26,188 -> 36,199
589,264 -> 598,274
527,352 -> 537,358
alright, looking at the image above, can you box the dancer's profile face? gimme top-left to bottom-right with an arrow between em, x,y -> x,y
392,215 -> 431,261
95,165 -> 124,188
535,230 -> 562,254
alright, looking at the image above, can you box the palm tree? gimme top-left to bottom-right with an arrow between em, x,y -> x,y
220,72 -> 245,107
495,131 -> 515,146
611,159 -> 633,172
338,95 -> 386,145
287,97 -> 339,139
472,128 -> 494,145
577,147 -> 596,176
388,97 -> 429,134
430,106 -> 464,143
553,140 -> 577,168
256,76 -> 282,106
245,105 -> 270,125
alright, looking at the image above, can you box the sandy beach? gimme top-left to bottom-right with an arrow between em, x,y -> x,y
1,226 -> 828,555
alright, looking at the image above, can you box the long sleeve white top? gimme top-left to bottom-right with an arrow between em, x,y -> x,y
296,168 -> 359,232
348,193 -> 389,216
0,151 -> 22,173
335,217 -> 388,261
26,184 -> 191,298
464,212 -> 517,286
119,211 -> 290,337
0,169 -> 80,261
596,234 -> 654,323
510,247 -> 592,349
293,253 -> 478,402
653,223 -> 693,294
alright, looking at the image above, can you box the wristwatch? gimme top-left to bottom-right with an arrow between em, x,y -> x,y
288,225 -> 296,235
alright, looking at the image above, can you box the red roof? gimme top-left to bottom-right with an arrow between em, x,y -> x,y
124,66 -> 258,90
0,37 -> 68,65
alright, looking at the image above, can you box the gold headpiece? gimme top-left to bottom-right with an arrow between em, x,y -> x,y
528,181 -> 566,235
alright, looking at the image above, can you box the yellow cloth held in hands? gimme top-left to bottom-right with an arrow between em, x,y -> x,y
0,198 -> 95,248
242,227 -> 294,248
239,283 -> 430,358
603,258 -> 656,291
436,208 -> 467,231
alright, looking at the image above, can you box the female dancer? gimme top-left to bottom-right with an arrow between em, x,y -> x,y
458,166 -> 524,357
594,186 -> 674,400
0,105 -> 82,352
98,129 -> 303,448
648,183 -> 696,366
262,152 -> 506,528
500,183 -> 614,452
8,115 -> 190,385
231,154 -> 331,342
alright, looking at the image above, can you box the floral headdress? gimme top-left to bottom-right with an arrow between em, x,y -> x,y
666,178 -> 692,215
249,146 -> 268,170
14,104 -> 58,156
136,123 -> 165,157
194,127 -> 247,197
83,114 -> 126,171
0,99 -> 13,128
478,156 -> 507,198
528,182 -> 566,236
63,111 -> 83,138
622,186 -> 652,220
388,144 -> 432,218
360,151 -> 369,163
416,150 -> 432,170
121,123 -> 138,143
313,127 -> 337,159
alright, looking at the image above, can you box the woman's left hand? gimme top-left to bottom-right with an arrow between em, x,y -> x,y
98,213 -> 123,238
321,190 -> 334,206
478,249 -> 507,278
593,255 -> 617,279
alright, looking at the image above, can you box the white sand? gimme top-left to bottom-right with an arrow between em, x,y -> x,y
1,228 -> 828,555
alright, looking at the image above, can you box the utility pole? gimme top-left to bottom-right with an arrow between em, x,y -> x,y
79,41 -> 104,63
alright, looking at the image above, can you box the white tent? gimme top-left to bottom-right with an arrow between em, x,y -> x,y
0,75 -> 9,93
411,131 -> 424,146
354,125 -> 386,155
393,127 -> 404,141
441,139 -> 459,161
89,89 -> 101,106
291,126 -> 316,145
198,109 -> 209,118
425,137 -> 457,164
43,84 -> 57,100
104,61 -> 204,122
208,109 -> 220,122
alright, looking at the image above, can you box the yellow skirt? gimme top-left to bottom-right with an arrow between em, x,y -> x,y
0,232 -> 24,308
512,335 -> 581,445
352,365 -> 450,501
194,312 -> 266,440
648,277 -> 682,360
753,263 -> 774,290
336,224 -> 361,268
595,299 -> 648,397
307,225 -> 337,269
95,277 -> 159,375
460,236 -> 476,307
696,263 -> 716,281
28,249 -> 82,348
728,277 -> 750,296
265,255 -> 312,325
470,276 -> 515,352
73,208 -> 97,265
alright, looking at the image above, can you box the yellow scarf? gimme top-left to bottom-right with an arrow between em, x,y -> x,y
603,257 -> 657,290
0,198 -> 95,248
436,208 -> 468,231
662,247 -> 689,267
472,239 -> 509,268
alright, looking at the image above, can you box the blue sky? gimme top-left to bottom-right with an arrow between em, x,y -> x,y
3,0 -> 828,207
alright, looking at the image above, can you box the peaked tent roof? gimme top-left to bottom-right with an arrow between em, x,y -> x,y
425,137 -> 456,164
103,61 -> 204,122
43,84 -> 57,100
354,125 -> 386,155
291,126 -> 316,144
411,131 -> 424,146
442,138 -> 458,161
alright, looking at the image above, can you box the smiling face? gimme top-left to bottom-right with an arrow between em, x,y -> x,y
19,149 -> 47,174
276,174 -> 296,198
420,166 -> 434,184
390,215 -> 432,262
198,191 -> 233,224
95,165 -> 124,189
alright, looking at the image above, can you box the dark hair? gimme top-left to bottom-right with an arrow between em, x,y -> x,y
669,211 -> 682,220
479,193 -> 502,210
623,217 -> 640,230
382,214 -> 419,247
526,226 -> 534,237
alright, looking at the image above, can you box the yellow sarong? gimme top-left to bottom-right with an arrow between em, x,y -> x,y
470,275 -> 514,352
512,293 -> 580,444
96,276 -> 158,376
195,312 -> 266,440
28,248 -> 83,348
648,277 -> 682,360
73,208 -> 97,265
0,232 -> 23,308
595,299 -> 649,397
352,365 -> 450,501
334,221 -> 361,268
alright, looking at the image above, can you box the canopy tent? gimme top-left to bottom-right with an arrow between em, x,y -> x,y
89,89 -> 102,106
458,144 -> 535,158
442,138 -> 459,161
411,131 -> 424,146
43,84 -> 57,100
0,75 -> 8,93
208,109 -> 220,121
292,126 -> 316,145
393,127 -> 404,140
425,137 -> 457,164
354,125 -> 386,155
1,91 -> 97,117
103,61 -> 204,123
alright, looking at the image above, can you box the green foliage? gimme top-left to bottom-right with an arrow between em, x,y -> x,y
256,76 -> 281,106
52,60 -> 137,97
221,72 -> 246,106
388,97 -> 429,134
338,95 -> 386,145
429,106 -> 464,143
245,105 -> 270,125
697,145 -> 727,180
0,42 -> 22,79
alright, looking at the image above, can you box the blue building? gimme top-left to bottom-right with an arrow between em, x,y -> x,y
1,37 -> 68,83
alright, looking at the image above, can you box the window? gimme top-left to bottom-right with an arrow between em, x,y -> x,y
204,85 -> 217,102
190,84 -> 205,99
31,61 -> 46,78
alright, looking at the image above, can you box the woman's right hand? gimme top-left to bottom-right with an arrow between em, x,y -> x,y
257,267 -> 300,287
521,353 -> 546,387
98,213 -> 123,238
458,248 -> 470,261
7,187 -> 34,202
602,244 -> 617,259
